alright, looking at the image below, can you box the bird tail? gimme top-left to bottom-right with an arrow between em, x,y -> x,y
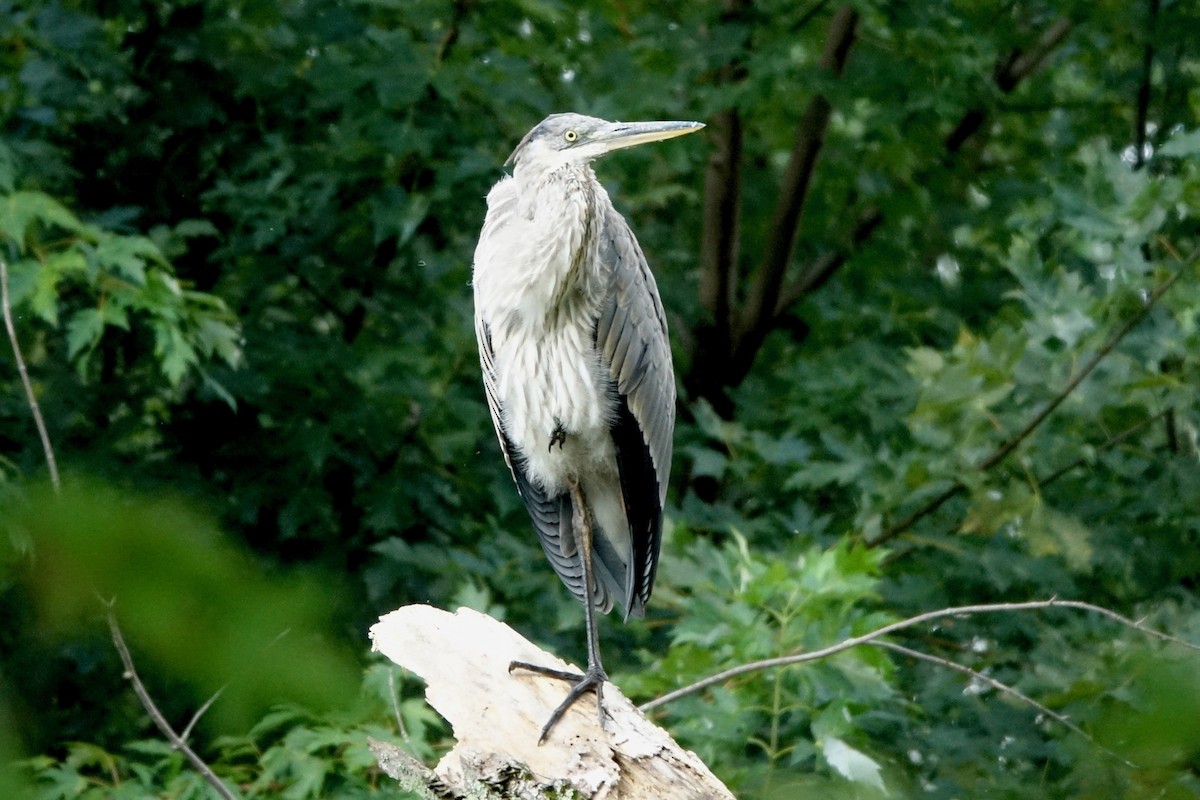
582,480 -> 642,620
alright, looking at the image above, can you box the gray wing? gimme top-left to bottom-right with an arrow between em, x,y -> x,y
474,314 -> 614,612
593,206 -> 676,616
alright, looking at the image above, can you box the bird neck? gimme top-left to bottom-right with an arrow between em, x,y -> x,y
513,159 -> 596,193
509,162 -> 607,309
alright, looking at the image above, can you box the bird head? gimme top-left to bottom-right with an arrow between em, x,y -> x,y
505,113 -> 704,173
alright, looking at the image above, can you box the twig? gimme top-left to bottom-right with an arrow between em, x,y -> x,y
773,205 -> 883,318
639,598 -> 1199,712
997,17 -> 1074,89
179,687 -> 225,745
1038,409 -> 1167,489
871,640 -> 1136,768
946,17 -> 1074,151
434,0 -> 476,66
880,409 -> 1171,569
1,258 -> 61,491
388,668 -> 412,745
981,269 -> 1182,472
873,260 -> 1190,547
104,600 -> 240,800
793,0 -> 836,32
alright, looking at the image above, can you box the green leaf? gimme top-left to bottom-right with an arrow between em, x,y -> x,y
1158,128 -> 1200,158
173,218 -> 220,238
30,251 -> 85,324
153,322 -> 197,385
0,190 -> 84,246
94,235 -> 162,285
65,308 -> 105,361
822,737 -> 887,794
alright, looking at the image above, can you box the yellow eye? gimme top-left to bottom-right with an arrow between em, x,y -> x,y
564,130 -> 578,142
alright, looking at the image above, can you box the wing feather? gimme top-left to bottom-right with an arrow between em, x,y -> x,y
475,317 -> 617,612
593,207 -> 675,615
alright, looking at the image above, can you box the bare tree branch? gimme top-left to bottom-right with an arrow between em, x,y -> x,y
872,640 -> 1137,768
773,205 -> 882,318
639,598 -> 1200,713
946,17 -> 1074,152
872,259 -> 1190,547
879,409 -> 1172,571
433,0 -> 477,66
1,258 -> 60,492
980,271 -> 1182,472
732,5 -> 859,382
1037,409 -> 1167,489
997,17 -> 1075,89
388,668 -> 412,746
105,600 -> 240,800
179,688 -> 225,745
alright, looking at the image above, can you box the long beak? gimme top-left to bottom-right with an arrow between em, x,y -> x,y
590,120 -> 705,154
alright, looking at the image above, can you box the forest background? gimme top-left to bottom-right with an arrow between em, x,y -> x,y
2,0 -> 1200,797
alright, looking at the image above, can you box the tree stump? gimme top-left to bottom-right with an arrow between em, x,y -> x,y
369,604 -> 735,799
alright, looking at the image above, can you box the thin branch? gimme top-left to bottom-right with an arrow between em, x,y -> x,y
105,600 -> 240,800
639,598 -> 1199,712
774,205 -> 882,318
792,0 -> 835,32
1038,409 -> 1167,489
179,687 -> 225,745
996,17 -> 1074,90
388,668 -> 412,746
881,409 -> 1176,570
981,270 -> 1182,471
872,640 -> 1137,768
873,259 -> 1190,546
733,4 -> 859,380
947,17 -> 1074,152
1,258 -> 60,492
433,0 -> 476,66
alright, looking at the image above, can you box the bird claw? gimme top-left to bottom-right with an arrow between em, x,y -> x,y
548,421 -> 567,452
509,660 -> 608,743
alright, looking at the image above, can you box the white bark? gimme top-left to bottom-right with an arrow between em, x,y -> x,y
369,604 -> 735,799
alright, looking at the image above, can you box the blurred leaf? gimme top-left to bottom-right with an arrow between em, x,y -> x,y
15,480 -> 359,731
822,737 -> 887,795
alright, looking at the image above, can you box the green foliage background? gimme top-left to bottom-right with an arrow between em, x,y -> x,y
1,0 -> 1199,797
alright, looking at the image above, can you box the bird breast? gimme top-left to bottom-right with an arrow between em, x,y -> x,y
474,169 -> 618,494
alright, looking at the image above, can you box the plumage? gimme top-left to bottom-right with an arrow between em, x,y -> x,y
472,112 -> 702,740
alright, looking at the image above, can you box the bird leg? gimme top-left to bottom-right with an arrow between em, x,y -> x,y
509,478 -> 609,743
548,419 -> 567,452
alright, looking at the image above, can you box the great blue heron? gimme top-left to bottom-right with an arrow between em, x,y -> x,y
473,112 -> 703,741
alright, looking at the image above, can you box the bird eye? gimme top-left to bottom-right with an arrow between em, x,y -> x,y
564,130 -> 579,142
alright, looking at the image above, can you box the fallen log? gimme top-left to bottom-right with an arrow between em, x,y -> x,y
369,604 -> 735,799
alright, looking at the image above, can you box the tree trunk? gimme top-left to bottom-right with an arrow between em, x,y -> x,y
369,604 -> 736,799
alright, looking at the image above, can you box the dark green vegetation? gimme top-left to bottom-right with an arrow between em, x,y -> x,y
2,1 -> 1199,797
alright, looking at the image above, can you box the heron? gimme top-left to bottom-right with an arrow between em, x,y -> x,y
472,112 -> 703,741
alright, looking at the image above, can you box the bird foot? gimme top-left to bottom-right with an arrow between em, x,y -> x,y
547,421 -> 567,452
509,660 -> 608,743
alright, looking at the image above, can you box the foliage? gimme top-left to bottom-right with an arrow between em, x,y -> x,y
1,183 -> 240,386
626,534 -> 896,794
1,0 -> 1199,798
19,661 -> 438,799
